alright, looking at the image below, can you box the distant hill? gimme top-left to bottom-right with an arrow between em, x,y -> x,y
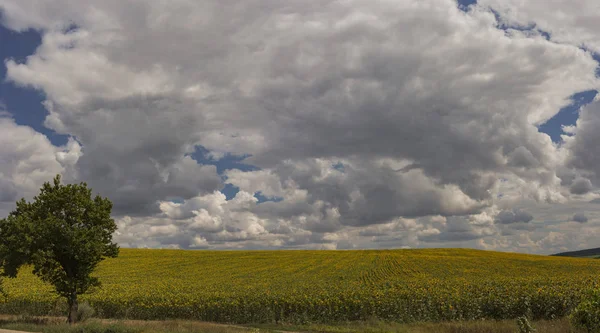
552,247 -> 600,258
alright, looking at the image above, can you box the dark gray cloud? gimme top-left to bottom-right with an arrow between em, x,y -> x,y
507,146 -> 540,168
570,177 -> 594,195
47,95 -> 222,215
418,216 -> 495,243
495,209 -> 534,224
572,212 -> 589,223
0,178 -> 18,203
264,160 -> 483,228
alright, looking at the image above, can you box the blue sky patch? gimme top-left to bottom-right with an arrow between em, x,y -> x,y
188,145 -> 259,175
456,0 -> 477,10
332,162 -> 345,173
254,191 -> 284,204
187,145 -> 260,200
0,24 -> 69,146
538,90 -> 598,143
221,183 -> 240,201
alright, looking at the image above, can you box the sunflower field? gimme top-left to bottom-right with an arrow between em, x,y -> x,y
1,248 -> 599,324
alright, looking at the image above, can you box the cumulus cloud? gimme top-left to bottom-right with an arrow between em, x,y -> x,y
564,102 -> 600,190
44,94 -> 222,216
0,116 -> 80,216
419,214 -> 496,243
572,212 -> 589,223
1,0 -> 600,252
570,177 -> 594,195
495,209 -> 534,224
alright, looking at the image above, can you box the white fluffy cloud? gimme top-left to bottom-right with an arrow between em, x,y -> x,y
1,0 -> 600,253
0,115 -> 81,216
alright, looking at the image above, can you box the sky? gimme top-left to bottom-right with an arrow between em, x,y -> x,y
1,0 -> 600,254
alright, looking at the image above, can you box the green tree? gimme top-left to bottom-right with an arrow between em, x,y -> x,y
0,175 -> 119,323
0,205 -> 37,302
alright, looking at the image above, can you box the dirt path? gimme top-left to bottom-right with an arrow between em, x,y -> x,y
0,329 -> 30,333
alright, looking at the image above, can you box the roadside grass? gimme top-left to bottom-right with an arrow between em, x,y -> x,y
0,315 -> 249,333
250,317 -> 578,333
0,315 -> 583,333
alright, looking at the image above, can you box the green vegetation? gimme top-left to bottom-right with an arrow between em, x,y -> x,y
1,248 -> 599,325
570,287 -> 600,332
0,315 -> 586,333
0,174 -> 119,323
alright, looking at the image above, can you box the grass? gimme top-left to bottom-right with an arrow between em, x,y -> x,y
0,315 -> 249,333
277,318 -> 578,332
0,315 -> 584,333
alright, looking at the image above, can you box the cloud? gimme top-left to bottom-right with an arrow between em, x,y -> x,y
572,212 -> 589,223
0,116 -> 80,216
495,209 -> 534,224
564,102 -> 600,191
478,0 -> 600,53
419,215 -> 495,243
46,95 -> 222,216
570,177 -> 594,195
1,0 -> 600,252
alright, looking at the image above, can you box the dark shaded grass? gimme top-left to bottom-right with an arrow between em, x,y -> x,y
0,315 -> 585,333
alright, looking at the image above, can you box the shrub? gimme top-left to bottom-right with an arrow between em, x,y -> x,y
0,278 -> 5,300
77,301 -> 96,322
570,287 -> 600,333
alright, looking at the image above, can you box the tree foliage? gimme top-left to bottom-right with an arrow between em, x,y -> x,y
0,175 -> 119,323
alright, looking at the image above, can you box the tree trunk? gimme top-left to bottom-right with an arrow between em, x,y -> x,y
67,291 -> 78,324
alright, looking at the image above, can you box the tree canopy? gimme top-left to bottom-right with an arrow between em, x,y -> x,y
0,174 -> 119,323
